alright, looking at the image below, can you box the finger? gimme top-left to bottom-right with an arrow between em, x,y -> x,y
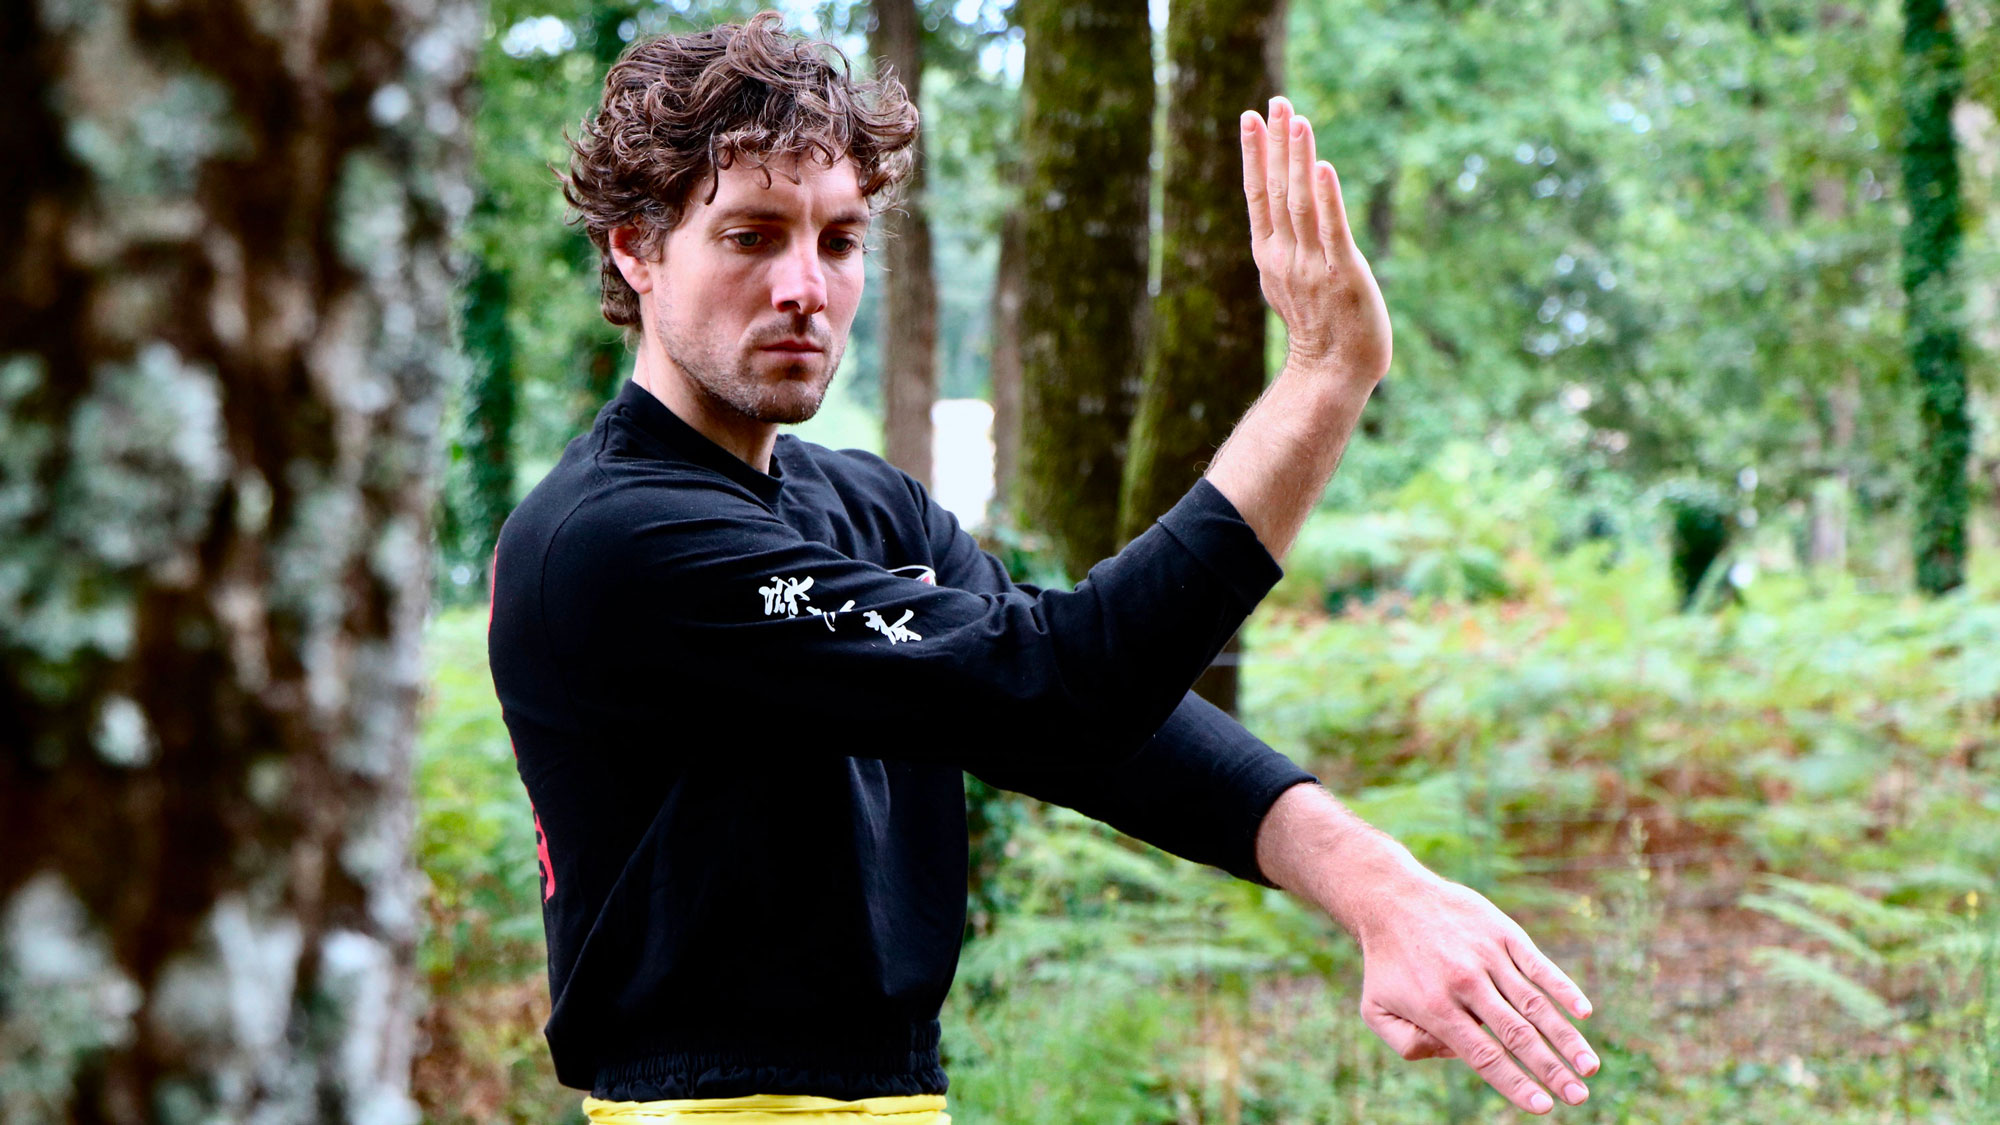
1508,932 -> 1595,1028
1286,115 -> 1319,251
1313,160 -> 1351,268
1240,112 -> 1274,243
1433,1014 -> 1557,1115
1264,96 -> 1294,251
1492,962 -> 1599,1080
1471,978 -> 1590,1108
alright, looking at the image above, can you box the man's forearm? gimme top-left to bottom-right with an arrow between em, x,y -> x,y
1206,363 -> 1377,562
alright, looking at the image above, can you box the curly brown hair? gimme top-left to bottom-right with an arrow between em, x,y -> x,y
562,11 -> 919,327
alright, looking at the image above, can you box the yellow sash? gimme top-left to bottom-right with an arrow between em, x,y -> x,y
581,1094 -> 949,1124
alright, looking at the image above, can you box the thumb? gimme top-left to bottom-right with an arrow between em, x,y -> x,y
1364,1005 -> 1458,1061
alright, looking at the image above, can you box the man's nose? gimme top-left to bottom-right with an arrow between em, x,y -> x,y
770,238 -> 827,316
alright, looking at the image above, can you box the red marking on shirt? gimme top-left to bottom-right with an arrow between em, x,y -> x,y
534,807 -> 557,902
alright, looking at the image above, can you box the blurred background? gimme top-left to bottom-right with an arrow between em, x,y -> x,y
4,0 -> 1998,1121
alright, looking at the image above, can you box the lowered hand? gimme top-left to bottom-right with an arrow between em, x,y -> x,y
1255,784 -> 1599,1115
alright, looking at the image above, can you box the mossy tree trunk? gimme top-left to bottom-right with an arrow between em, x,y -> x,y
873,0 -> 941,488
1900,0 -> 1969,595
1117,0 -> 1285,712
0,0 -> 471,1119
1017,0 -> 1155,579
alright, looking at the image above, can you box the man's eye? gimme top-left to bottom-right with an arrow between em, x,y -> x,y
825,235 -> 858,255
729,231 -> 764,249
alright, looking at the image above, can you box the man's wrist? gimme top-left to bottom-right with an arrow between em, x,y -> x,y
1254,782 -> 1434,942
1276,354 -> 1386,400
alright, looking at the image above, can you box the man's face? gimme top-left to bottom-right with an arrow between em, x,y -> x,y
634,154 -> 869,426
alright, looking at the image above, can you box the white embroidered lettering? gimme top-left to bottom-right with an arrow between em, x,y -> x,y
863,608 -> 922,644
807,599 -> 856,632
759,575 -> 815,617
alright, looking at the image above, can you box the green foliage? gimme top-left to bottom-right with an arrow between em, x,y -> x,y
1286,0 -> 1998,589
1744,873 -> 1998,1111
416,610 -> 544,989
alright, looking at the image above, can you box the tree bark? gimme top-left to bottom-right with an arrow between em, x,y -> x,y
988,207 -> 1026,516
1900,0 -> 1970,595
0,0 -> 472,1119
1017,0 -> 1155,580
1117,0 -> 1285,712
872,0 -> 940,488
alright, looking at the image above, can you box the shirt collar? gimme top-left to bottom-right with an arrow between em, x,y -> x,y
610,378 -> 788,503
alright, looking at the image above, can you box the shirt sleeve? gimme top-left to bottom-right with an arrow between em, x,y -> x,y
540,468 -> 1284,773
906,474 -> 1318,886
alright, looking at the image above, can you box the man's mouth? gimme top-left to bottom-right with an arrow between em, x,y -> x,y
759,340 -> 823,353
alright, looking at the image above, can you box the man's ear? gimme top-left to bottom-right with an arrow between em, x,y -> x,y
607,225 -> 656,296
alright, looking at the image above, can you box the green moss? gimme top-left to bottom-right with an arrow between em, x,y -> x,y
1015,0 -> 1156,579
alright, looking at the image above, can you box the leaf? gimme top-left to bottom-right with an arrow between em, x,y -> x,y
1739,893 -> 1883,966
1750,946 -> 1897,1030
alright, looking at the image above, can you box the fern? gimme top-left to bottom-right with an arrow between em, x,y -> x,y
1750,946 -> 1898,1031
1740,892 -> 1884,966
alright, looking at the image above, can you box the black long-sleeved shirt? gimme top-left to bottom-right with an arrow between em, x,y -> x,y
487,378 -> 1316,1099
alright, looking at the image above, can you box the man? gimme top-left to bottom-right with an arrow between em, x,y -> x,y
489,13 -> 1600,1122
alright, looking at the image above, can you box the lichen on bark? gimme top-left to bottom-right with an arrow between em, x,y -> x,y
0,0 -> 475,1118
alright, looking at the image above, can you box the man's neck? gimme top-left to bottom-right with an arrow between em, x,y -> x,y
631,350 -> 779,474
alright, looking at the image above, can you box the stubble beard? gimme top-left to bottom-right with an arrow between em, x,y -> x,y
654,311 -> 844,426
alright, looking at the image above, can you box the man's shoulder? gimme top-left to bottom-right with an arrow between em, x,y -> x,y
781,435 -> 926,512
500,437 -> 774,566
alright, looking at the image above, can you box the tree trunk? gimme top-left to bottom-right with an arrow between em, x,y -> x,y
988,207 -> 1026,516
1900,0 -> 1969,595
873,0 -> 940,488
1808,374 -> 1858,570
0,0 -> 471,1119
1808,14 -> 1855,574
1117,0 -> 1285,712
1017,0 -> 1155,580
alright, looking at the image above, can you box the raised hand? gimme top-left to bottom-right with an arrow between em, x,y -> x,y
1240,96 -> 1392,383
